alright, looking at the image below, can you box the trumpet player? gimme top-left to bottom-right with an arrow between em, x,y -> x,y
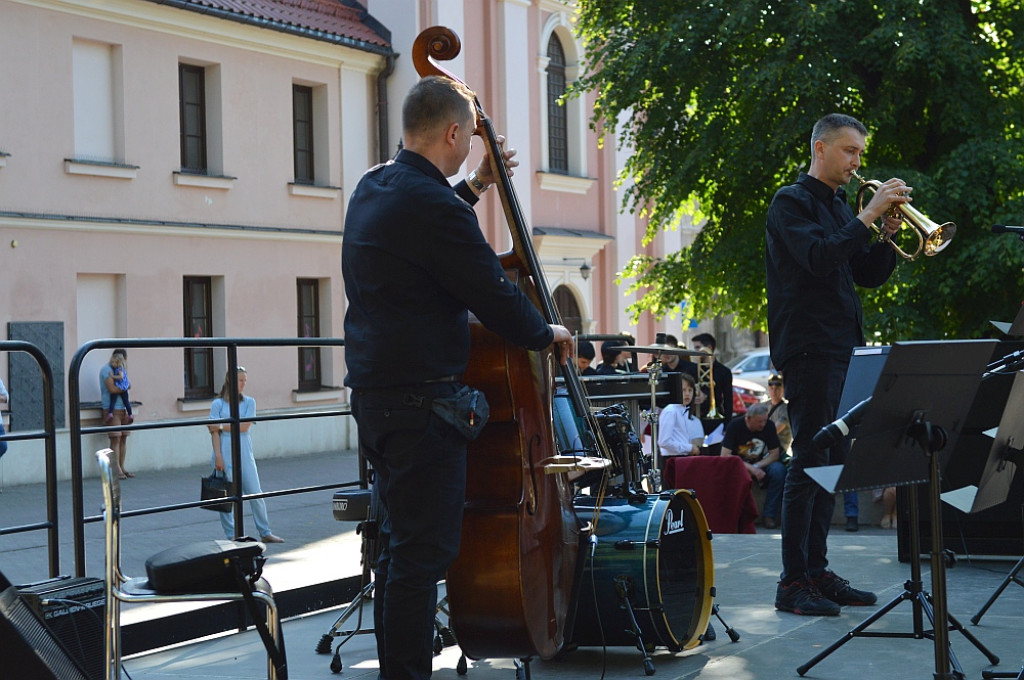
766,113 -> 905,617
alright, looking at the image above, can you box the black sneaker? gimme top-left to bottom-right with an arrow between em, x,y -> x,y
846,516 -> 859,532
813,570 -> 877,606
775,578 -> 841,616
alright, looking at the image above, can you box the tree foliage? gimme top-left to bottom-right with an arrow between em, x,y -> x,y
573,0 -> 1024,341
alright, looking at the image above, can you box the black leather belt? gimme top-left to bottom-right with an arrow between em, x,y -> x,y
354,375 -> 461,392
424,374 -> 460,384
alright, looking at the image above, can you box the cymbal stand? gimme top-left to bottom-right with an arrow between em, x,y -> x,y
640,357 -> 663,493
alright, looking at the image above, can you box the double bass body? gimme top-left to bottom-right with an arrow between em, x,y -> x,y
449,316 -> 579,660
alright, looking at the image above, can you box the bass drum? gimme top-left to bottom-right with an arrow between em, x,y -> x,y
572,489 -> 714,651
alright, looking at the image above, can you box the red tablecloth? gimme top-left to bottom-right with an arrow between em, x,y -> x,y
664,455 -> 758,534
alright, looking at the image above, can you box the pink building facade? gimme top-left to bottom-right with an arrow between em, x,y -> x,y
0,0 -> 714,484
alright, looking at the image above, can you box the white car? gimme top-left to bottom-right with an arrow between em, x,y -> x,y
728,348 -> 776,389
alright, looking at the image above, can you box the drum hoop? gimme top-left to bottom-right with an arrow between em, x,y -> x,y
655,489 -> 715,651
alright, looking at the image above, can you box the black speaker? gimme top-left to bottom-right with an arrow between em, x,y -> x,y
18,576 -> 106,680
0,571 -> 92,680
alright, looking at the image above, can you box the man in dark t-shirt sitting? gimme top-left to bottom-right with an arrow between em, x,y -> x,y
721,401 -> 788,528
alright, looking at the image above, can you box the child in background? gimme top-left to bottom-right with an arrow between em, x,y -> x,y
104,354 -> 133,425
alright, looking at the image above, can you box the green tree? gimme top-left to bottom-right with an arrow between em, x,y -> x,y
574,0 -> 1024,341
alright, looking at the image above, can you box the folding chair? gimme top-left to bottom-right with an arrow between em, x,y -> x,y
95,448 -> 285,680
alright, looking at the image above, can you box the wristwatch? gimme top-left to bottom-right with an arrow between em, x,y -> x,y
467,171 -> 488,193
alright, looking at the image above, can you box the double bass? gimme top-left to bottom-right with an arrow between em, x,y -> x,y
411,27 -> 606,661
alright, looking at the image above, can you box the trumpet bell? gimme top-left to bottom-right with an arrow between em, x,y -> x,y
901,202 -> 956,258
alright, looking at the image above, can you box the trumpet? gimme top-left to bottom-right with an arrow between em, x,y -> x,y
696,352 -> 723,420
853,172 -> 956,260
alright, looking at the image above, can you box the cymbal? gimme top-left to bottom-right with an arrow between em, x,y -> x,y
618,344 -> 710,357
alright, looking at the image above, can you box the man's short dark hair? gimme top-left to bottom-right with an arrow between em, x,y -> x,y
692,333 -> 716,352
402,76 -> 476,138
811,113 -> 867,149
577,340 -> 596,361
601,339 -> 625,363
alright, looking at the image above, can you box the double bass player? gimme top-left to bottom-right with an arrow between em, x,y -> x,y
342,75 -> 574,680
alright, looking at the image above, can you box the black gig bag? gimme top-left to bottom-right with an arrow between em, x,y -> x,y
145,538 -> 264,593
144,538 -> 287,678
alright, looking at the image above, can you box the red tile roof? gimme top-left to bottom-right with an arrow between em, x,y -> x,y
160,0 -> 391,51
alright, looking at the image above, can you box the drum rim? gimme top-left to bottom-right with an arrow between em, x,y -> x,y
654,488 -> 715,651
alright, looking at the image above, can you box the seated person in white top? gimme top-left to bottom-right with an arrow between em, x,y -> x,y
658,372 -> 705,458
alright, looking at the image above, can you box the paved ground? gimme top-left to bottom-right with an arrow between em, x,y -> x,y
3,451 -> 1024,679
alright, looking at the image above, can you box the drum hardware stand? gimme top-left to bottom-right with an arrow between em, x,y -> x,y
796,341 -> 1001,680
317,498 -> 461,673
604,406 -> 648,503
640,357 -> 664,494
705,602 -> 741,643
612,575 -> 656,676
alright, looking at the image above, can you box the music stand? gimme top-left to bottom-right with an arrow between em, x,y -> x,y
970,371 -> 1024,516
798,340 -> 1000,680
989,302 -> 1024,337
970,373 -> 1024,680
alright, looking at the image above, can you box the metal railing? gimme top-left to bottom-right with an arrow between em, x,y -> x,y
0,340 -> 61,577
67,337 -> 356,577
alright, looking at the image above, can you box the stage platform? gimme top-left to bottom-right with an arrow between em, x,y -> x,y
2,450 -> 1024,679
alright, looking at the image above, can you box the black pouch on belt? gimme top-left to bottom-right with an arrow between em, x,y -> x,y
407,385 -> 490,441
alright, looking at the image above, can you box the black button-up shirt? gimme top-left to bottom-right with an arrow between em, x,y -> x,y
765,172 -> 897,370
343,150 -> 553,389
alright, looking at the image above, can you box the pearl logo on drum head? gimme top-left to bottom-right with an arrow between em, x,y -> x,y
664,508 -> 686,535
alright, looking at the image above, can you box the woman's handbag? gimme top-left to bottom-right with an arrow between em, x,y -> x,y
200,469 -> 234,513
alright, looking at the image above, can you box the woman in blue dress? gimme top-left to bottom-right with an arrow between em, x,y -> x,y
208,367 -> 283,543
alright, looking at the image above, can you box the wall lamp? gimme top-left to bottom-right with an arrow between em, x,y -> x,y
562,258 -> 592,280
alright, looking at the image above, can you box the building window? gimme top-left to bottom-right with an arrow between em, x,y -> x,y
546,34 -> 569,175
293,85 -> 315,185
72,39 -> 123,163
297,279 -> 322,391
184,276 -> 214,398
179,64 -> 207,173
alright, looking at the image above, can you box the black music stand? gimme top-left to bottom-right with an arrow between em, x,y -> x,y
798,340 -> 1000,680
970,372 -> 1024,680
989,302 -> 1024,337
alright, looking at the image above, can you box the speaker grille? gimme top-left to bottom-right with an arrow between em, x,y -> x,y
18,577 -> 105,680
0,582 -> 92,680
